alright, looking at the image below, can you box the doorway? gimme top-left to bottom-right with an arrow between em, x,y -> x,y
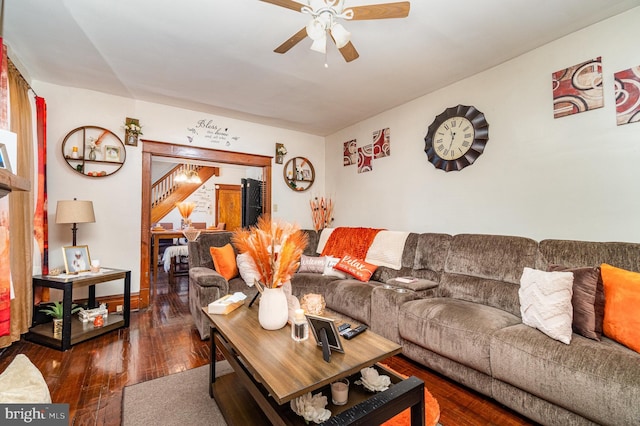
215,184 -> 241,232
140,140 -> 272,308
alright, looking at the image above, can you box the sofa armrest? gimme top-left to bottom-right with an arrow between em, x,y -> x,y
189,266 -> 229,294
386,278 -> 438,293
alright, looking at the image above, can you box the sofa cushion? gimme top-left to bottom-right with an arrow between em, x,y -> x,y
188,231 -> 233,270
601,263 -> 640,352
323,256 -> 348,279
237,252 -> 259,287
334,254 -> 378,282
412,233 -> 452,283
291,273 -> 341,299
440,234 -> 538,316
536,238 -> 640,337
299,254 -> 326,273
324,280 -> 375,325
399,298 -> 520,375
548,264 -> 601,340
519,267 -> 574,344
491,323 -> 640,425
209,244 -> 238,280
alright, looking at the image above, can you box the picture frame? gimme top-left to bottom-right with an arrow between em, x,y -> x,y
0,143 -> 10,172
62,245 -> 92,274
104,145 -> 121,162
124,117 -> 140,147
0,130 -> 17,174
302,169 -> 311,180
306,314 -> 344,353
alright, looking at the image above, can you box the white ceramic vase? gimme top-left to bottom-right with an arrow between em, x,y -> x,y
259,287 -> 289,330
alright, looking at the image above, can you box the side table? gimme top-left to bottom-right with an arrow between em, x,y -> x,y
26,268 -> 131,351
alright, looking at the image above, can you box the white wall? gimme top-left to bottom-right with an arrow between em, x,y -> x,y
325,7 -> 640,243
36,83 -> 325,296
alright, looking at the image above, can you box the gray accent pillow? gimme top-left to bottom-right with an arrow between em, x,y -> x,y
299,255 -> 326,274
548,264 -> 601,341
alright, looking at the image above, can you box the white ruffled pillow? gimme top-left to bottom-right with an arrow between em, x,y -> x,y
323,256 -> 347,279
519,267 -> 574,344
236,252 -> 259,287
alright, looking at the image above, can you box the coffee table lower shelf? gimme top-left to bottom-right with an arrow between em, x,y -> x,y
212,368 -> 425,425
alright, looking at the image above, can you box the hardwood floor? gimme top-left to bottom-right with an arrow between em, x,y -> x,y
0,271 -> 536,426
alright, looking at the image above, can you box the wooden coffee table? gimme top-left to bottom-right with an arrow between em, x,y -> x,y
204,305 -> 425,425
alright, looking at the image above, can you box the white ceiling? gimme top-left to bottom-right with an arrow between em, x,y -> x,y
4,0 -> 640,136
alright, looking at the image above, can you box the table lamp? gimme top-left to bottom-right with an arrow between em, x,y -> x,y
55,199 -> 96,245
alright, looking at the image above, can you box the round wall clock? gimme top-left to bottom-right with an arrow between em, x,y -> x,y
424,104 -> 489,172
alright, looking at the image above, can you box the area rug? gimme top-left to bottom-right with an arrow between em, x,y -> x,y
122,361 -> 440,426
380,363 -> 441,426
121,361 -> 232,426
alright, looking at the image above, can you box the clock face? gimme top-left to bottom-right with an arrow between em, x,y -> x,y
424,105 -> 489,172
433,117 -> 474,161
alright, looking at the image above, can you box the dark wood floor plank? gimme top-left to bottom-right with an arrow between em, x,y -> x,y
0,271 -> 536,425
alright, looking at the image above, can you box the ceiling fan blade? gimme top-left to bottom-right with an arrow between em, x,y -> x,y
260,0 -> 305,13
274,28 -> 308,54
348,1 -> 410,20
338,41 -> 359,62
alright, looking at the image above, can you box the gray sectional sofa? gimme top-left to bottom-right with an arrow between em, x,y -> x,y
188,230 -> 640,426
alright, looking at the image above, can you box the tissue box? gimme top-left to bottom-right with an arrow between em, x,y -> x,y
208,293 -> 245,315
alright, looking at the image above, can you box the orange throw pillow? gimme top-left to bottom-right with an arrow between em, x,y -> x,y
209,244 -> 238,280
600,263 -> 640,353
334,254 -> 378,282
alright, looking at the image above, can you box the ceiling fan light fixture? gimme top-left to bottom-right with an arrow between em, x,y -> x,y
331,23 -> 350,48
310,35 -> 327,54
306,17 -> 326,40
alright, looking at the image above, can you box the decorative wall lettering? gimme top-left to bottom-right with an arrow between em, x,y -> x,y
614,65 -> 640,126
185,119 -> 240,146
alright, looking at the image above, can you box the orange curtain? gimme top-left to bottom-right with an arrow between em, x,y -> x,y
0,59 -> 34,348
35,97 -> 48,275
0,41 -> 10,339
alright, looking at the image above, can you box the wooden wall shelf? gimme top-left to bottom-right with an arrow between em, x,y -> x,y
0,168 -> 30,198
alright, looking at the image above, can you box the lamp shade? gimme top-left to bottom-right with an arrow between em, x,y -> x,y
306,17 -> 326,41
55,200 -> 96,224
331,23 -> 351,49
310,35 -> 327,54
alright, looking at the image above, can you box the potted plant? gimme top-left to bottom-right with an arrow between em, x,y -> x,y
40,301 -> 83,338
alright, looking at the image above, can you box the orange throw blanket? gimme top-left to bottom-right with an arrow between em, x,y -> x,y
321,227 -> 383,259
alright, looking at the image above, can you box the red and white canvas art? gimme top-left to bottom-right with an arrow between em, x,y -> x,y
614,65 -> 640,126
357,144 -> 373,173
552,57 -> 603,119
373,128 -> 390,159
343,139 -> 357,166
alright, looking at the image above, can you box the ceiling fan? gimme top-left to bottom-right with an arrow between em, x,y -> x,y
260,0 -> 410,63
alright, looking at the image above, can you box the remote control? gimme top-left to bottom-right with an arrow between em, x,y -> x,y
338,323 -> 351,333
343,325 -> 368,340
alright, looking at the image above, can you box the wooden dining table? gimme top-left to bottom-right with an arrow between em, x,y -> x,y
150,228 -> 224,292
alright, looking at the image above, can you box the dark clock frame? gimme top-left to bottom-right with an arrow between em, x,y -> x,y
424,104 -> 489,172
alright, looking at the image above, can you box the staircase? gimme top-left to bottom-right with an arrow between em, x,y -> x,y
151,164 -> 219,224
